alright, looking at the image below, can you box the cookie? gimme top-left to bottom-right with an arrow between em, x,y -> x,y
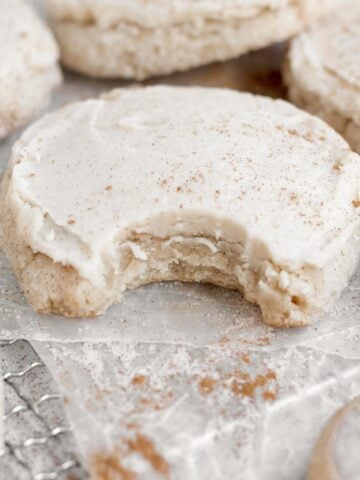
308,397 -> 360,480
0,86 -> 359,326
285,2 -> 360,152
0,0 -> 62,140
46,0 -> 343,80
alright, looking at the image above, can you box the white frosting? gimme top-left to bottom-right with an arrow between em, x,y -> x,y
0,0 -> 59,75
9,87 -> 360,286
46,0 -> 300,28
47,0 -> 344,80
301,4 -> 360,89
288,2 -> 360,127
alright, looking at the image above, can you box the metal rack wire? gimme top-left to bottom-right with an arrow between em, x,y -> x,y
0,339 -> 87,480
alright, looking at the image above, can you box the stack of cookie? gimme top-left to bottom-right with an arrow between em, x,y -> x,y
0,0 -> 359,475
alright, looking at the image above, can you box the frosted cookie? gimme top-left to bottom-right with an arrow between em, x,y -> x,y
308,397 -> 360,480
285,3 -> 360,152
46,0 -> 343,80
0,0 -> 62,140
0,86 -> 359,326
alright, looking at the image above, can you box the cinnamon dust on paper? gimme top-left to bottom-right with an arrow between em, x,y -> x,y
91,451 -> 136,480
262,390 -> 277,401
198,377 -> 217,394
240,353 -> 251,364
129,374 -> 174,414
131,375 -> 148,386
218,336 -> 271,347
127,433 -> 170,478
231,370 -> 277,401
91,433 -> 170,480
197,350 -> 278,402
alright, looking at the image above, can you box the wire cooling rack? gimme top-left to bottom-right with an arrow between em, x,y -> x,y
0,339 -> 87,480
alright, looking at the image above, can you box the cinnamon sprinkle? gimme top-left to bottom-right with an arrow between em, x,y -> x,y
218,336 -> 271,347
90,451 -> 135,480
198,377 -> 217,394
231,371 -> 277,399
126,422 -> 140,430
197,367 -> 278,401
127,433 -> 169,478
352,200 -> 360,208
241,353 -> 251,364
138,397 -> 163,411
131,375 -> 148,386
263,390 -> 277,401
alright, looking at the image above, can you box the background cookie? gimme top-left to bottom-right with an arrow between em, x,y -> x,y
1,86 -> 359,326
46,0 -> 343,80
285,2 -> 360,152
0,0 -> 62,140
308,397 -> 360,480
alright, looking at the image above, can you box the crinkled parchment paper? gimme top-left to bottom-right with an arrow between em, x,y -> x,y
0,253 -> 359,479
0,40 -> 359,479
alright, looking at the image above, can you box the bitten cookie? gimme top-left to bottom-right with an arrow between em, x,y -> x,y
46,0 -> 343,80
0,86 -> 359,326
285,2 -> 360,152
308,397 -> 360,480
0,0 -> 62,140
